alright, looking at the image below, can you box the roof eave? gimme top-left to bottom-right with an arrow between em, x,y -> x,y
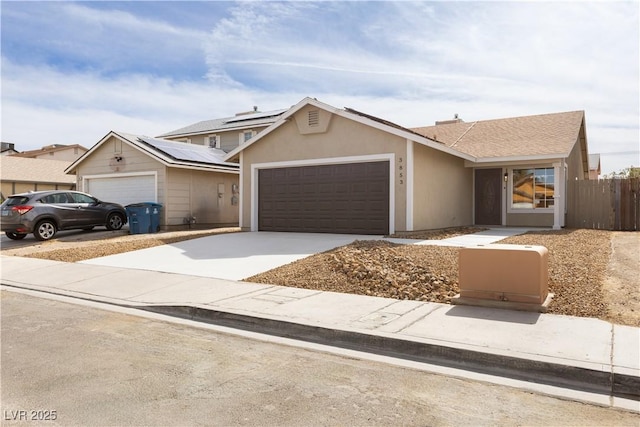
465,153 -> 569,167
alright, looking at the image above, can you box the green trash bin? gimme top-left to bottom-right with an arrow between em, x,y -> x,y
125,203 -> 152,234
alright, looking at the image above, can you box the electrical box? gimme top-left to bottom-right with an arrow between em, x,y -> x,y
458,244 -> 549,305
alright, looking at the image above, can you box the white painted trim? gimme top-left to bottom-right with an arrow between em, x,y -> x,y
466,154 -> 568,167
250,153 -> 396,234
553,162 -> 562,230
239,151 -> 244,229
502,168 -> 508,226
405,139 -> 414,231
82,171 -> 158,201
505,166 -> 555,215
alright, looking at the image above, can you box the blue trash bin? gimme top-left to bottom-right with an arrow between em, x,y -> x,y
125,203 -> 152,234
146,202 -> 162,233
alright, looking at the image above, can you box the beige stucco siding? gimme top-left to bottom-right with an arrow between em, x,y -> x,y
412,143 -> 473,230
240,108 -> 407,231
165,168 -> 238,228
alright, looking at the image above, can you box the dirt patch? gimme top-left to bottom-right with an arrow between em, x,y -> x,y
601,232 -> 640,327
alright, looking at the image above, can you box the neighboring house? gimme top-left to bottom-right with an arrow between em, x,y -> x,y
225,97 -> 589,234
1,156 -> 75,201
158,107 -> 287,153
65,132 -> 240,230
1,142 -> 19,156
589,153 -> 601,179
11,144 -> 89,162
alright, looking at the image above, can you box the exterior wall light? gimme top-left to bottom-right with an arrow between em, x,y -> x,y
504,172 -> 509,182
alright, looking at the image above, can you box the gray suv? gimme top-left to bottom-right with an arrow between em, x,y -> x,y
1,190 -> 127,241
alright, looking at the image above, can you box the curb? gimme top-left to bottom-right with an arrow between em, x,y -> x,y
139,304 -> 639,401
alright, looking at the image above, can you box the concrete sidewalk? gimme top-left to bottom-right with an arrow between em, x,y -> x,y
1,254 -> 638,411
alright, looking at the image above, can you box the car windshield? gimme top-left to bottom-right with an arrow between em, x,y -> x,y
4,196 -> 30,206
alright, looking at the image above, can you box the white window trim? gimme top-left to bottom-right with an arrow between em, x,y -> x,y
208,134 -> 220,149
506,166 -> 555,214
239,129 -> 256,145
250,154 -> 395,234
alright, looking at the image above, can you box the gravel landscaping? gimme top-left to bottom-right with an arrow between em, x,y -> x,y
248,228 -> 639,326
2,226 -> 638,326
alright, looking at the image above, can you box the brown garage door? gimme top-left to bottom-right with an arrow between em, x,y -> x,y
259,161 -> 389,234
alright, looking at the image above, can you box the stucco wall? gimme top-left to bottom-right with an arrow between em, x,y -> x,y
412,143 -> 473,229
240,106 -> 408,232
1,182 -> 75,199
165,168 -> 239,228
506,212 -> 554,227
30,147 -> 86,162
76,137 -> 166,186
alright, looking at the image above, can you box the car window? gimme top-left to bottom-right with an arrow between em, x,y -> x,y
69,193 -> 97,204
39,193 -> 69,204
4,196 -> 30,206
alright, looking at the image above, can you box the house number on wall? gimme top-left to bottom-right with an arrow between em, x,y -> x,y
398,157 -> 404,185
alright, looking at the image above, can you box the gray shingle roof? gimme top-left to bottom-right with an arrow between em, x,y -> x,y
158,109 -> 288,138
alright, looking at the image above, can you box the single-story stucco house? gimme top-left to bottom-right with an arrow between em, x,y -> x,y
224,97 -> 589,234
65,131 -> 240,229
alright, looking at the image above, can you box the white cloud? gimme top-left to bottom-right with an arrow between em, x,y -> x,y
1,1 -> 638,174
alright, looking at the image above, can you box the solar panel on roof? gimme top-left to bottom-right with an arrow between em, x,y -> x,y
137,136 -> 229,165
224,109 -> 286,124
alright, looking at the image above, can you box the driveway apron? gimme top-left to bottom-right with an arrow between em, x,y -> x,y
80,232 -> 383,280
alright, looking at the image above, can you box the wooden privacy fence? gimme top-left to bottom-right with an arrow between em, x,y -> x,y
566,178 -> 640,231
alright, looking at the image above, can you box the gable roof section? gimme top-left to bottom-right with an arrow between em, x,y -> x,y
1,156 -> 75,184
11,144 -> 88,158
158,109 -> 288,138
224,98 -> 475,162
412,110 -> 585,161
66,132 -> 239,174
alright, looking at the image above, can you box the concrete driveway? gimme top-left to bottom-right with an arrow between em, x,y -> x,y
81,232 -> 383,281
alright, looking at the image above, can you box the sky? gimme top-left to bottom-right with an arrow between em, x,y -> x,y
1,1 -> 638,174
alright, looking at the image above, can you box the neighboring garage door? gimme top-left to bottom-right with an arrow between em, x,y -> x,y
259,161 -> 389,234
85,174 -> 156,206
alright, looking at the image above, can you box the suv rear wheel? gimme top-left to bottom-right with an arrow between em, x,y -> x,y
5,232 -> 27,240
34,219 -> 57,241
106,213 -> 125,231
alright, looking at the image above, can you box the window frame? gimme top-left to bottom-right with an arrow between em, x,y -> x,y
208,134 -> 220,149
239,129 -> 255,144
507,166 -> 555,213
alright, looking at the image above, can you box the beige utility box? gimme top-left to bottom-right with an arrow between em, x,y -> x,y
458,244 -> 550,305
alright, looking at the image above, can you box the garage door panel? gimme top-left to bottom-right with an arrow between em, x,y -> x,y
258,161 -> 389,235
86,175 -> 155,206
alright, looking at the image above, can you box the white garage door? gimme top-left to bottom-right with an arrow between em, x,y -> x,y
85,174 -> 156,206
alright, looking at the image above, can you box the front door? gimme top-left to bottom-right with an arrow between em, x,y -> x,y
475,168 -> 502,225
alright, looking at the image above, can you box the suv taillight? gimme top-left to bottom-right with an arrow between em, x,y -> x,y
12,205 -> 33,215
